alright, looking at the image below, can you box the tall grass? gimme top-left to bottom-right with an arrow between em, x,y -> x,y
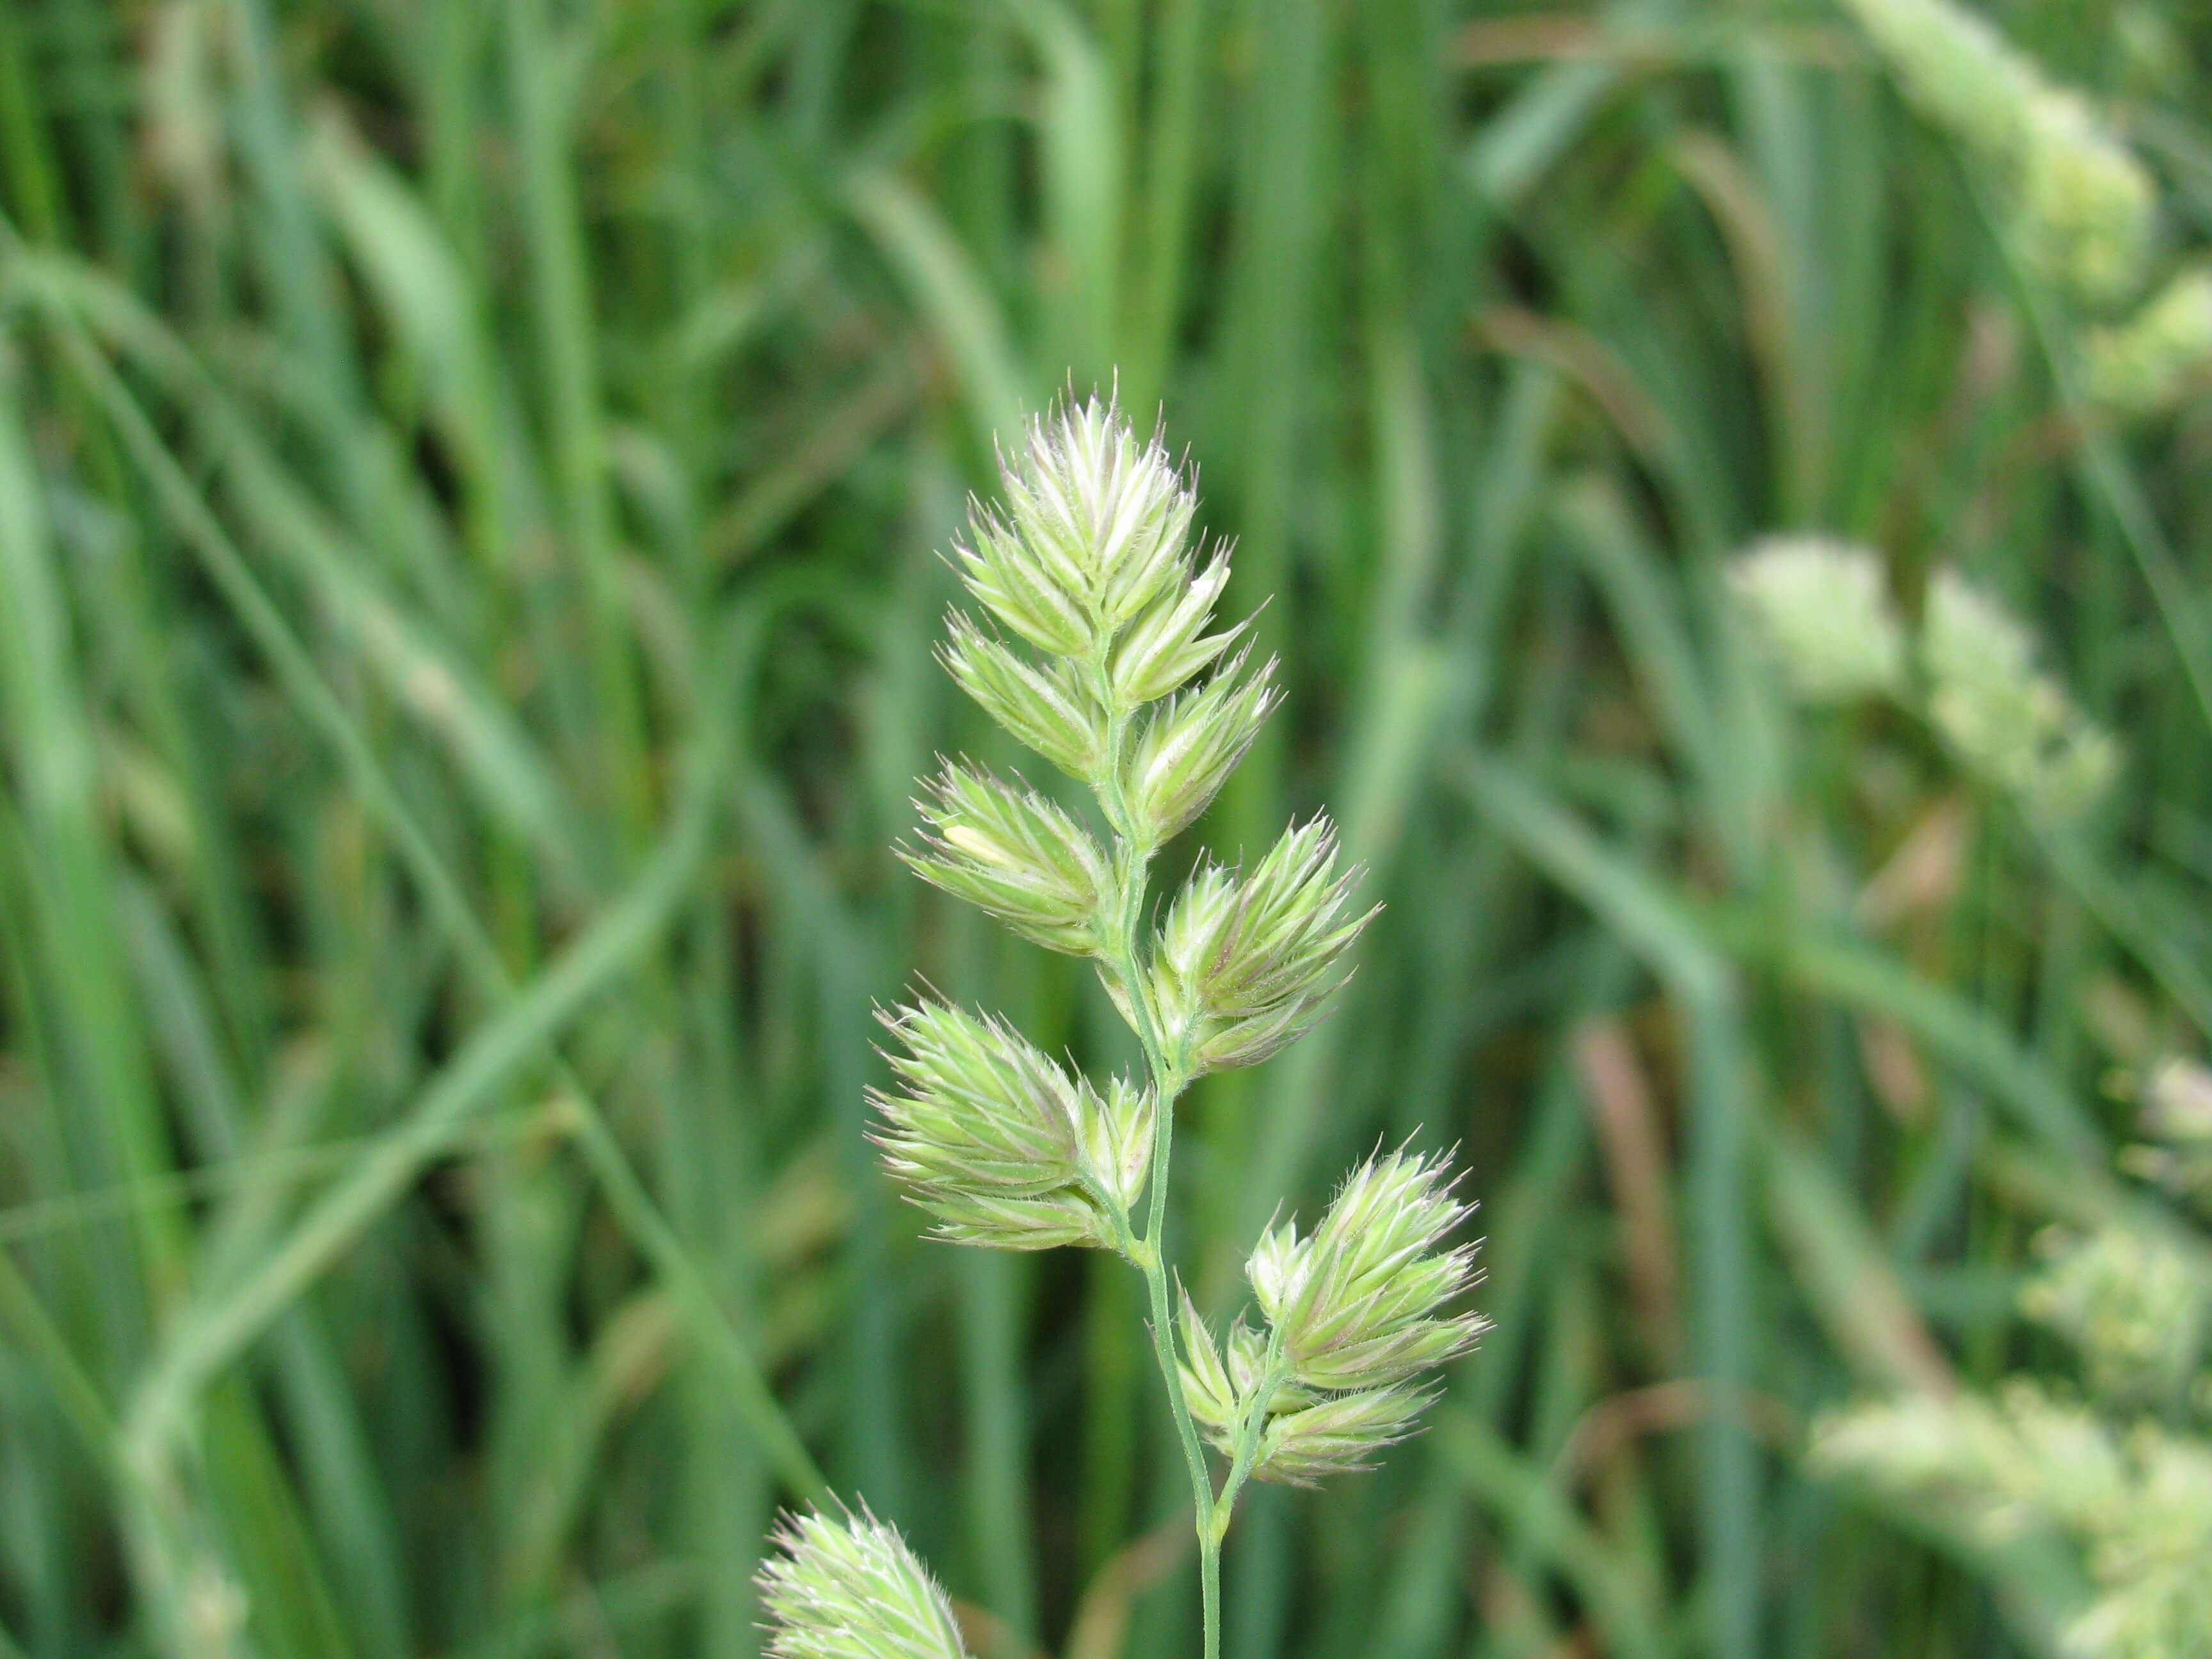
1,1 -> 2209,1656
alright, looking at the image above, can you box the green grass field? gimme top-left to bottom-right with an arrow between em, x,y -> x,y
3,1 -> 2211,1655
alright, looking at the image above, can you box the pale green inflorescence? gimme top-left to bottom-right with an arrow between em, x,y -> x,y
2012,87 -> 2156,303
1727,535 -> 1908,702
757,1507 -> 974,1659
2086,266 -> 2212,416
1921,568 -> 2118,818
790,392 -> 1479,1659
1840,0 -> 2155,303
1844,0 -> 2039,156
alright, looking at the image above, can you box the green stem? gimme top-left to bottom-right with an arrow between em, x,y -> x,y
1210,1336 -> 1288,1545
1092,673 -> 1221,1659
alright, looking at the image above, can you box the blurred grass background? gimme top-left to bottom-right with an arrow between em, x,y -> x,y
2,0 -> 2210,1655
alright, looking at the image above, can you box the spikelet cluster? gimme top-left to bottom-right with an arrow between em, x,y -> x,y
1921,569 -> 2118,818
1840,0 -> 2154,303
1150,817 -> 1377,1072
1180,1148 -> 1487,1484
2086,266 -> 2212,417
757,1507 -> 972,1659
1727,536 -> 1907,702
900,764 -> 1108,955
869,1002 -> 1151,1251
938,395 -> 1267,838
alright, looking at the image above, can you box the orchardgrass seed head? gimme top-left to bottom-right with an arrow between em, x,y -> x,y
777,391 -> 1482,1659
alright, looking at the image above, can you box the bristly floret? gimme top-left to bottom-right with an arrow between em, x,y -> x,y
899,763 -> 1109,956
1154,815 -> 1377,1071
1108,550 -> 1249,708
757,1503 -> 973,1659
938,612 -> 1109,781
1121,646 -> 1281,847
1244,1384 -> 1439,1486
869,1001 -> 1151,1251
1270,1147 -> 1488,1393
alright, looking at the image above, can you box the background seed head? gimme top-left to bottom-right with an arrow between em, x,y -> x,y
869,1002 -> 1146,1251
1842,0 -> 2154,306
2012,87 -> 2155,304
1272,1148 -> 1487,1393
2085,266 -> 2212,416
1813,1386 -> 2212,1658
1728,536 -> 1907,702
2018,1225 -> 2206,1404
1843,0 -> 2039,156
757,1505 -> 973,1659
901,764 -> 1107,954
1921,568 -> 2119,818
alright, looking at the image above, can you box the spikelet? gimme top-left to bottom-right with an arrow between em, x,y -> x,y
901,764 -> 1109,955
1153,817 -> 1377,1071
1179,1149 -> 1487,1486
869,1002 -> 1150,1251
1121,647 -> 1281,847
1268,1149 -> 1489,1393
1728,536 -> 1908,702
1242,1384 -> 1439,1486
939,612 -> 1109,781
758,1505 -> 973,1659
